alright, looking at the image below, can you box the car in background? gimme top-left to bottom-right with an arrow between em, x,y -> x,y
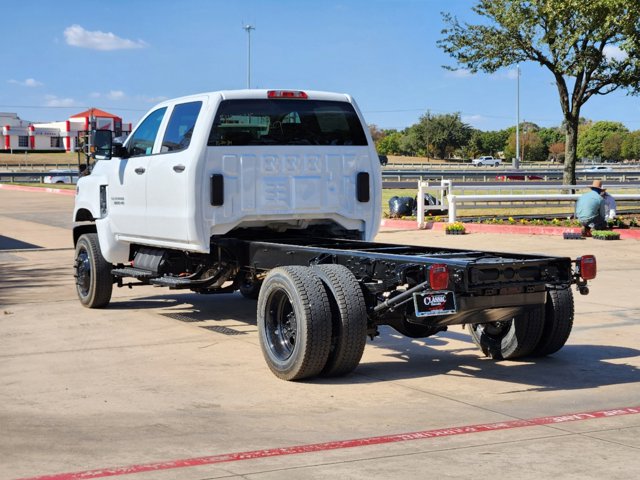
581,165 -> 613,173
496,172 -> 544,181
471,155 -> 502,166
43,169 -> 78,184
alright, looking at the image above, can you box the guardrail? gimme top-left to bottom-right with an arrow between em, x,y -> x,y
415,180 -> 640,225
0,171 -> 78,183
383,169 -> 640,182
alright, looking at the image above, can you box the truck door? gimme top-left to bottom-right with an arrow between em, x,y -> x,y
107,107 -> 167,238
145,100 -> 203,245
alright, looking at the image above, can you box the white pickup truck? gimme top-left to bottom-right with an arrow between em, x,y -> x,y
471,155 -> 501,166
73,89 -> 595,380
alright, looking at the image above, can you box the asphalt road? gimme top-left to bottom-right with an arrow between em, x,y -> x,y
1,187 -> 639,480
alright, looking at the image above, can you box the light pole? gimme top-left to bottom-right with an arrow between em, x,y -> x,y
515,64 -> 520,169
243,24 -> 255,89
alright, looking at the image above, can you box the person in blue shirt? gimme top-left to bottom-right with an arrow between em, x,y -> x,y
575,180 -> 607,236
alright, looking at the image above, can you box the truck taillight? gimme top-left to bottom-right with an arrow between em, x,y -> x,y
578,255 -> 597,280
429,264 -> 449,290
267,90 -> 308,99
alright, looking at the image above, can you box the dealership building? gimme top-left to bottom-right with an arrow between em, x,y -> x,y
1,108 -> 132,152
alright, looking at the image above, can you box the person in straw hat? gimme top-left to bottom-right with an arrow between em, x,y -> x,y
575,179 -> 608,236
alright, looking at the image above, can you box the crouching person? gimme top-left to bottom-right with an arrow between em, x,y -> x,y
575,180 -> 607,236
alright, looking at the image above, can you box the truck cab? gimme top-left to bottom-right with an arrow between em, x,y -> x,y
74,90 -> 382,264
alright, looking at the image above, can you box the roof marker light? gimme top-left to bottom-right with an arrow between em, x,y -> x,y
267,90 -> 308,99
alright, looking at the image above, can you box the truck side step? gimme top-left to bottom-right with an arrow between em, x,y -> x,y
149,276 -> 197,288
111,267 -> 154,278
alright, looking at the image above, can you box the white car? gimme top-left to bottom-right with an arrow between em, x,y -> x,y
471,155 -> 501,167
44,169 -> 78,184
582,165 -> 613,173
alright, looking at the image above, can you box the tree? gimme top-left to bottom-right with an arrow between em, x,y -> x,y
439,0 -> 640,185
621,130 -> 640,160
549,141 -> 566,162
368,124 -> 386,143
414,112 -> 473,158
602,133 -> 625,161
376,131 -> 403,155
577,121 -> 627,159
505,129 -> 547,161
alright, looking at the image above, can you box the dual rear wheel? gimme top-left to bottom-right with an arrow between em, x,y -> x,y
256,265 -> 367,381
467,288 -> 574,360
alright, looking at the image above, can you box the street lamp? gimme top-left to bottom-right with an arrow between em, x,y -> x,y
243,24 -> 255,89
515,64 -> 520,169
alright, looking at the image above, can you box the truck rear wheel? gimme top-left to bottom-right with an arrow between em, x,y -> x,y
257,266 -> 332,380
74,233 -> 113,308
312,265 -> 368,377
531,288 -> 574,356
467,307 -> 544,359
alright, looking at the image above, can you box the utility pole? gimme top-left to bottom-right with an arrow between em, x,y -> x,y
243,24 -> 255,89
515,64 -> 520,169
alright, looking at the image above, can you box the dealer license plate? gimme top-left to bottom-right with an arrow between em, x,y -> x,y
413,291 -> 457,317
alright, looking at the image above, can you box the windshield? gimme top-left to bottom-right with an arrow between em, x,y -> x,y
208,99 -> 368,146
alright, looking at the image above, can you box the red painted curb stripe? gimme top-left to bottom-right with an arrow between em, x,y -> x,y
0,184 -> 75,196
16,406 -> 640,480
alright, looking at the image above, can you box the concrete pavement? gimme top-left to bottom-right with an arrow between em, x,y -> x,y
1,188 -> 639,480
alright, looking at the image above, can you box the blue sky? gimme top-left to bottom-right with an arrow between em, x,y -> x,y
2,0 -> 639,132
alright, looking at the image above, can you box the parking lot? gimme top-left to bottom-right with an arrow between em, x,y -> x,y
1,187 -> 639,480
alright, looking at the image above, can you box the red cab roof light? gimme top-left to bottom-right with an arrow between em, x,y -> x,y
267,90 -> 308,99
429,264 -> 450,291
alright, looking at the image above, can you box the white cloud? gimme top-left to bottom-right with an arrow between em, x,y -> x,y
462,114 -> 488,126
89,92 -> 101,98
107,90 -> 126,100
44,95 -> 77,107
505,68 -> 519,80
8,78 -> 43,87
445,68 -> 473,79
64,24 -> 147,51
137,95 -> 168,104
603,45 -> 627,62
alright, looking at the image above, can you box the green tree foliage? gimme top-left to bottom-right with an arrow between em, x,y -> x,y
621,130 -> 640,159
504,129 -> 547,161
577,121 -> 628,158
414,112 -> 473,158
602,133 -> 625,161
439,0 -> 640,184
376,131 -> 403,155
469,129 -> 510,157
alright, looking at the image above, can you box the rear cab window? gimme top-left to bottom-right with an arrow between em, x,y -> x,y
161,101 -> 203,153
207,99 -> 368,146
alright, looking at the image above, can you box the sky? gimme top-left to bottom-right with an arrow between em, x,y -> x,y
2,0 -> 639,132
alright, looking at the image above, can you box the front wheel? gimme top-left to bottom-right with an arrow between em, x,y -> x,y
467,307 -> 544,359
74,233 -> 113,308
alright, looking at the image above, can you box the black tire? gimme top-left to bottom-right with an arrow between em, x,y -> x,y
312,265 -> 368,377
239,275 -> 262,299
74,233 -> 113,308
467,306 -> 544,359
257,266 -> 332,381
531,288 -> 574,356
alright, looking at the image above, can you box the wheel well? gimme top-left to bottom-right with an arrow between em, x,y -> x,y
75,208 -> 95,222
73,223 -> 97,246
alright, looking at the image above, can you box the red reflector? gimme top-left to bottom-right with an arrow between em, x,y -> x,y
579,255 -> 597,280
429,264 -> 449,291
267,90 -> 308,99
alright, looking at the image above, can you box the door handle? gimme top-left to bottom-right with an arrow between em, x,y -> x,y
173,164 -> 186,173
134,167 -> 146,174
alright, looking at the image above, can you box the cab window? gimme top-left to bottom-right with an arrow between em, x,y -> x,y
161,101 -> 202,153
127,107 -> 167,157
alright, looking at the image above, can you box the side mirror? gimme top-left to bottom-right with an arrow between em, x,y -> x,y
91,130 -> 113,160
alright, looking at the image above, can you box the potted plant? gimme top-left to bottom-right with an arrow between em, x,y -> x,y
591,230 -> 620,240
445,222 -> 466,235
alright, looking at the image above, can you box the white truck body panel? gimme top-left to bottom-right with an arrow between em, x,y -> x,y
74,90 -> 382,264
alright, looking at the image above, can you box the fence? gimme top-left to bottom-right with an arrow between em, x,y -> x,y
416,180 -> 640,226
